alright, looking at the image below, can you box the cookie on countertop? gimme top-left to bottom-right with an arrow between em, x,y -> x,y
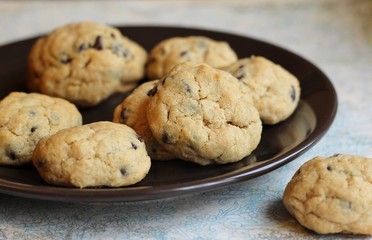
146,36 -> 238,80
32,121 -> 151,188
28,21 -> 147,107
113,80 -> 175,161
224,56 -> 301,124
147,62 -> 262,165
0,92 -> 82,166
283,154 -> 372,235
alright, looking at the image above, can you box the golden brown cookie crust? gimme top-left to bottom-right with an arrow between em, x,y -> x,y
0,92 -> 82,166
147,62 -> 262,165
146,36 -> 238,80
283,154 -> 372,235
224,56 -> 301,124
32,121 -> 151,188
113,80 -> 175,160
28,22 -> 147,107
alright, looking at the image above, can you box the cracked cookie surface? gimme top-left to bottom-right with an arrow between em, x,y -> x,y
147,62 -> 262,165
113,80 -> 175,160
32,121 -> 151,188
224,56 -> 301,124
283,154 -> 372,235
28,22 -> 147,107
0,92 -> 82,166
146,36 -> 238,80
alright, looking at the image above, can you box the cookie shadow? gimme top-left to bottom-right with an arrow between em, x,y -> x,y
265,198 -> 372,239
264,198 -> 308,233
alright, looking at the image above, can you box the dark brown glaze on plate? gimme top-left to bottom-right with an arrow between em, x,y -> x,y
0,26 -> 337,202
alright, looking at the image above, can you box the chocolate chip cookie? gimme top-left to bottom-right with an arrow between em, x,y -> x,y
147,62 -> 262,165
0,92 -> 82,166
32,121 -> 151,188
146,36 -> 238,80
224,56 -> 301,124
28,22 -> 147,107
283,154 -> 372,235
113,80 -> 175,160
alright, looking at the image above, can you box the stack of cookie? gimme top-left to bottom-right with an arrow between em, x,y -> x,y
114,35 -> 301,165
0,22 -> 152,188
0,22 -> 301,188
115,62 -> 263,165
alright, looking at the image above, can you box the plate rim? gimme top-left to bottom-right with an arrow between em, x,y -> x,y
0,25 -> 337,202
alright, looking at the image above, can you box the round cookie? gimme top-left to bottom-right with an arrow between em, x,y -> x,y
147,62 -> 262,165
28,22 -> 147,107
224,56 -> 301,124
283,154 -> 372,235
146,36 -> 238,80
0,92 -> 82,166
113,80 -> 175,160
32,121 -> 151,188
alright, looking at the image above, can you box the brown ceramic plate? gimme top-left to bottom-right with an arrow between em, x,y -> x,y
0,26 -> 337,202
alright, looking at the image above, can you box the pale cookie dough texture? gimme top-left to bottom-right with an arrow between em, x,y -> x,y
0,92 -> 82,166
146,36 -> 238,80
147,62 -> 262,165
283,154 -> 372,235
28,22 -> 148,107
32,121 -> 151,188
224,56 -> 301,124
113,80 -> 175,160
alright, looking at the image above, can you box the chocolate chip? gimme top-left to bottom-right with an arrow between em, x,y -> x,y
6,150 -> 16,161
112,44 -> 122,55
93,36 -> 103,50
185,84 -> 192,93
136,134 -> 144,142
120,107 -> 128,121
327,166 -> 333,171
77,43 -> 88,53
161,77 -> 167,85
180,51 -> 188,57
235,72 -> 245,80
147,86 -> 157,96
30,126 -> 37,133
290,85 -> 296,102
346,201 -> 352,209
123,49 -> 130,58
110,32 -> 116,39
162,132 -> 172,144
29,111 -> 36,116
131,142 -> 138,150
120,168 -> 127,176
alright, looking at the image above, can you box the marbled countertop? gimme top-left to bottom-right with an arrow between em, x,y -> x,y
0,0 -> 371,239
